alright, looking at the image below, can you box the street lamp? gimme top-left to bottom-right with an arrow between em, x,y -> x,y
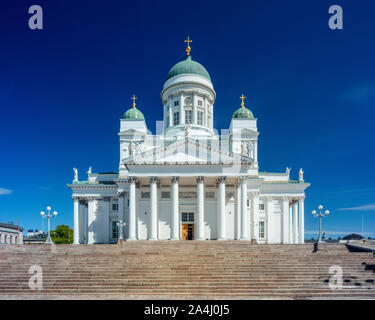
117,220 -> 125,242
312,205 -> 330,243
40,206 -> 58,244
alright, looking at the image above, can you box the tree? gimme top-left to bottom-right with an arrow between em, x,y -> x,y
51,225 -> 73,244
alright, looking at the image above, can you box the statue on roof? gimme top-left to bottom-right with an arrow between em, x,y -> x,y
299,168 -> 304,182
87,166 -> 92,176
286,167 -> 291,178
73,168 -> 78,182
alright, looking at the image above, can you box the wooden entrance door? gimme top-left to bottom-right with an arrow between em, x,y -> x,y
181,224 -> 195,240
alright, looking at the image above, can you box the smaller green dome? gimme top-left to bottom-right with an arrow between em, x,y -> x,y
123,107 -> 145,120
232,107 -> 254,119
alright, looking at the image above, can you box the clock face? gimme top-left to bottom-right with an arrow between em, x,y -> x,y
185,97 -> 192,105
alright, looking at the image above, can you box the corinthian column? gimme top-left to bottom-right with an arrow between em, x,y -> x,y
171,177 -> 179,240
149,177 -> 158,240
298,196 -> 305,244
217,176 -> 227,240
293,200 -> 298,244
127,177 -> 137,240
197,176 -> 205,240
240,176 -> 249,240
73,196 -> 79,245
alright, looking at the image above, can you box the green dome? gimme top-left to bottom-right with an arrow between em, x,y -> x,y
166,55 -> 211,81
232,107 -> 254,119
123,107 -> 145,120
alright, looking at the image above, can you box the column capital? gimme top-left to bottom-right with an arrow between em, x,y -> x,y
171,176 -> 179,184
249,191 -> 260,197
240,176 -> 248,182
281,196 -> 290,201
298,195 -> 306,201
150,176 -> 159,184
217,176 -> 226,183
128,177 -> 137,184
72,195 -> 80,201
117,191 -> 125,197
87,196 -> 98,201
196,176 -> 205,183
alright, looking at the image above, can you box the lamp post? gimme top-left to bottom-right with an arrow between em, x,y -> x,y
312,205 -> 329,243
40,206 -> 58,244
117,220 -> 125,242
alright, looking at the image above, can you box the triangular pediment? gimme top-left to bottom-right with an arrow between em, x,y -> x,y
123,137 -> 253,165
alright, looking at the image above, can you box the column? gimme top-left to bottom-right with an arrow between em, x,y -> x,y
293,200 -> 298,244
265,197 -> 272,244
240,176 -> 248,240
171,177 -> 180,240
118,192 -> 125,239
87,197 -> 95,244
197,177 -> 205,240
169,101 -> 173,127
235,182 -> 241,240
79,200 -> 85,244
282,197 -> 290,244
252,192 -> 260,242
149,177 -> 158,240
102,197 -> 110,244
254,140 -> 258,168
203,95 -> 208,126
298,197 -> 305,244
289,202 -> 293,243
218,176 -> 226,240
127,177 -> 137,240
73,196 -> 79,244
192,92 -> 197,124
179,94 -> 185,124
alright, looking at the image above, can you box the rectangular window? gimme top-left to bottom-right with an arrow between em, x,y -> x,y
173,112 -> 180,125
182,212 -> 194,222
198,100 -> 203,106
247,199 -> 250,207
185,110 -> 192,124
141,192 -> 150,199
112,221 -> 118,239
197,111 -> 203,125
112,203 -> 118,211
259,203 -> 265,211
161,191 -> 170,199
174,100 -> 179,106
166,116 -> 169,127
259,221 -> 265,239
205,191 -> 215,199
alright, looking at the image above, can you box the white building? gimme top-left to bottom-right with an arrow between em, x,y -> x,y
68,40 -> 309,244
0,222 -> 23,245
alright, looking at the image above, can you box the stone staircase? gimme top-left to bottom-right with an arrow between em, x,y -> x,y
0,241 -> 374,299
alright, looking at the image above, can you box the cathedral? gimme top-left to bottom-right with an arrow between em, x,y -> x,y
68,38 -> 310,244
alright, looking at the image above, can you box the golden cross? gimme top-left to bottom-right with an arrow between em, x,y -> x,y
184,36 -> 192,55
240,94 -> 246,108
131,94 -> 137,108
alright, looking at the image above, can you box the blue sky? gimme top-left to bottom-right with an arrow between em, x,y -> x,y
0,0 -> 374,238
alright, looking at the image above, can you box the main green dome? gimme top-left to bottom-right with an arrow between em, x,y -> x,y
232,107 -> 254,119
123,107 -> 145,120
166,55 -> 211,81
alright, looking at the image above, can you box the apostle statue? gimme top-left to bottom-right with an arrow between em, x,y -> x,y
299,168 -> 304,182
241,140 -> 248,156
87,166 -> 92,176
185,122 -> 192,138
128,142 -> 136,156
73,167 -> 78,182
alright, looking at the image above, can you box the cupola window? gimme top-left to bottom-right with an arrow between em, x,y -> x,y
173,112 -> 180,125
174,101 -> 179,106
185,110 -> 192,124
197,111 -> 203,125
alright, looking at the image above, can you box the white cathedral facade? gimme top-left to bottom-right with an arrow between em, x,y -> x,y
68,40 -> 310,245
